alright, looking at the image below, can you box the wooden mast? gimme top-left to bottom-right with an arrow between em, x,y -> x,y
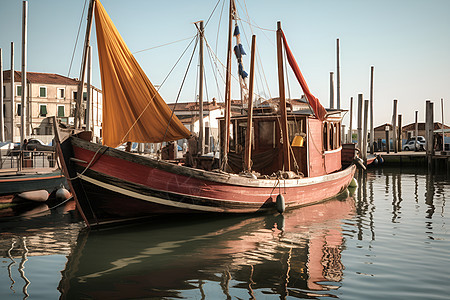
276,21 -> 290,172
75,0 -> 95,129
223,0 -> 234,168
198,20 -> 205,155
244,35 -> 256,172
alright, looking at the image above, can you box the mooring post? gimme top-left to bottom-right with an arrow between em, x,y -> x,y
392,99 -> 398,153
385,125 -> 390,153
362,99 -> 369,164
349,97 -> 353,143
414,110 -> 419,151
397,114 -> 402,152
369,66 -> 374,154
425,100 -> 434,172
357,94 -> 363,152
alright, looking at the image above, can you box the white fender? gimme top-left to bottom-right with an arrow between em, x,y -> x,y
18,190 -> 49,202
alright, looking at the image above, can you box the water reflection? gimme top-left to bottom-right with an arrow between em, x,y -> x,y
0,200 -> 81,300
59,196 -> 356,299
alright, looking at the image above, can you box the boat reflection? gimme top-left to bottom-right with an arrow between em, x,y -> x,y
59,194 -> 355,299
0,199 -> 81,299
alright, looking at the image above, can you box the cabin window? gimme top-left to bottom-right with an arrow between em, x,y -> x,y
57,88 -> 65,99
83,92 -> 87,101
17,103 -> 21,116
39,86 -> 47,98
57,105 -> 65,117
2,86 -> 5,98
258,121 -> 275,148
288,119 -> 306,143
73,91 -> 77,100
236,121 -> 247,153
229,122 -> 235,151
329,123 -> 334,150
39,104 -> 47,117
16,85 -> 22,97
323,122 -> 328,151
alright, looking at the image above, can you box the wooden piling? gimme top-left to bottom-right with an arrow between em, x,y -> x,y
363,99 -> 369,163
349,96 -> 353,143
369,66 -> 374,154
392,99 -> 398,153
425,100 -> 434,172
357,94 -> 363,152
397,114 -> 402,152
414,110 -> 418,151
385,125 -> 390,153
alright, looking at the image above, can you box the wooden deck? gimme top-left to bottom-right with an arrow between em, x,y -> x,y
377,151 -> 450,171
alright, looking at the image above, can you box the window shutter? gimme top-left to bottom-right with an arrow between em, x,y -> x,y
40,87 -> 46,97
58,106 -> 65,117
40,105 -> 47,116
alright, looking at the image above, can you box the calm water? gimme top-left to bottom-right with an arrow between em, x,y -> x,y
0,167 -> 449,299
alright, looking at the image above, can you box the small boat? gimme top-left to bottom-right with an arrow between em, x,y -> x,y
56,0 -> 357,227
0,170 -> 65,196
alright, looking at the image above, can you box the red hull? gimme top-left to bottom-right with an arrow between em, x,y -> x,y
60,137 -> 356,226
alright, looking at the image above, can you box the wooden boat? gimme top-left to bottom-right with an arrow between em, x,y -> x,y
56,0 -> 357,227
0,169 -> 65,197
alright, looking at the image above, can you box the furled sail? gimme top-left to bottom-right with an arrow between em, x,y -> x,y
281,29 -> 327,121
94,0 -> 191,147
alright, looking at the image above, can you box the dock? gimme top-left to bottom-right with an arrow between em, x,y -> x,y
377,151 -> 450,172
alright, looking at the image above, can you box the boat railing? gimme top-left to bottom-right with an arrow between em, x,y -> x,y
0,150 -> 57,171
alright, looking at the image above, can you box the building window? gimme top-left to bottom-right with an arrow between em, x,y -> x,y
2,86 -> 5,98
39,104 -> 47,117
57,88 -> 65,99
83,92 -> 87,101
16,85 -> 22,97
39,86 -> 47,98
57,105 -> 65,117
17,103 -> 21,116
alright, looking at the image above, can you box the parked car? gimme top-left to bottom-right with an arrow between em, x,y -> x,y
403,140 -> 425,151
406,136 -> 426,144
25,138 -> 55,152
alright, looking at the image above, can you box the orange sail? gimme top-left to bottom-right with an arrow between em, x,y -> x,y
281,29 -> 327,121
94,0 -> 191,147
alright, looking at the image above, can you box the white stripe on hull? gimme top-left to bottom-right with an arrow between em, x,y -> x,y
79,174 -> 229,212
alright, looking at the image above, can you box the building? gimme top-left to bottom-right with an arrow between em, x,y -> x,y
2,70 -> 102,143
167,99 -> 224,152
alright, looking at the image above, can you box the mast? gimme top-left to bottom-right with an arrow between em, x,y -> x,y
75,0 -> 95,129
336,38 -> 340,109
223,0 -> 234,167
198,21 -> 205,155
10,42 -> 14,142
0,48 -> 4,142
21,0 -> 28,150
244,35 -> 256,172
276,21 -> 290,172
86,45 -> 92,132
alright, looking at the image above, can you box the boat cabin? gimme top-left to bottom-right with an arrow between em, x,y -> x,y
219,109 -> 343,177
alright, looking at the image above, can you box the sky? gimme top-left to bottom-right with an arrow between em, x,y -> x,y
1,0 -> 449,129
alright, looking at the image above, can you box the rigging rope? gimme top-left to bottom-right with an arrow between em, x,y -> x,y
67,0 -> 88,77
133,36 -> 195,54
161,38 -> 200,142
120,35 -> 197,144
